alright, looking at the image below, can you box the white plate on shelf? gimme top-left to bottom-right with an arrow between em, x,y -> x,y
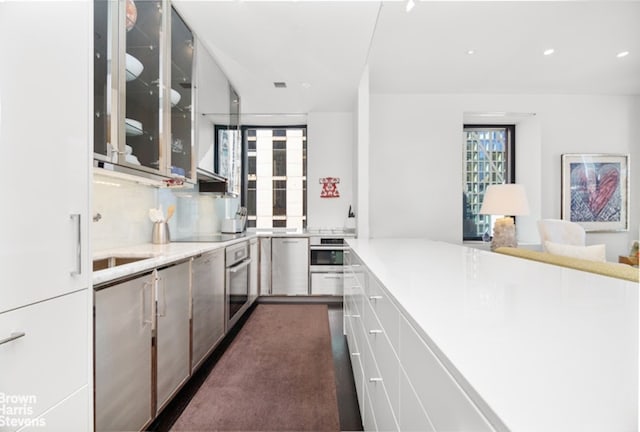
125,53 -> 143,81
125,154 -> 141,165
125,118 -> 143,136
170,89 -> 181,107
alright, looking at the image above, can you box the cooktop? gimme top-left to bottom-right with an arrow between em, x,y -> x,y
173,232 -> 247,243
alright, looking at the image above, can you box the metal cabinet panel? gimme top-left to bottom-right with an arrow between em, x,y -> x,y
156,262 -> 191,412
271,237 -> 309,295
191,250 -> 225,371
95,275 -> 153,432
259,238 -> 272,295
249,239 -> 259,302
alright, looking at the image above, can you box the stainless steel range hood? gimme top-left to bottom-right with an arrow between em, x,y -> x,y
196,168 -> 229,193
196,167 -> 226,183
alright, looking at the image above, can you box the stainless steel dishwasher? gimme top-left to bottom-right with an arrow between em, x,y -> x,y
271,237 -> 309,295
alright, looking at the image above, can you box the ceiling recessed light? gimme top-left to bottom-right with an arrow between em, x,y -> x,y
301,82 -> 311,89
466,50 -> 475,55
617,51 -> 630,58
543,48 -> 555,56
406,0 -> 415,12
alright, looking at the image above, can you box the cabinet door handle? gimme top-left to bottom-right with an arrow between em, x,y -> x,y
229,258 -> 251,273
351,352 -> 360,357
70,214 -> 81,276
141,281 -> 153,325
369,377 -> 383,383
369,295 -> 383,301
158,278 -> 167,318
351,314 -> 360,318
369,329 -> 383,335
0,332 -> 26,346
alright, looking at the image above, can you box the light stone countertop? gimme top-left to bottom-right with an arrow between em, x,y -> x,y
92,234 -> 257,287
347,237 -> 638,432
92,228 -> 354,287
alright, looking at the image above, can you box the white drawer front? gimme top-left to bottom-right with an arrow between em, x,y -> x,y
19,385 -> 89,432
366,277 -> 400,352
0,291 -> 88,430
364,300 -> 400,423
399,366 -> 435,432
311,272 -> 343,295
350,348 -> 366,422
399,316 -> 494,431
367,378 -> 398,432
363,382 -> 378,432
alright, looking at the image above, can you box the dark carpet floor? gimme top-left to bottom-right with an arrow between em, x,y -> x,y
170,304 -> 341,431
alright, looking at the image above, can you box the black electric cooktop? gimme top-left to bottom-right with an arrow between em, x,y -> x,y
173,232 -> 247,243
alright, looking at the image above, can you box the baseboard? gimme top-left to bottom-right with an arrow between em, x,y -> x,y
257,295 -> 343,305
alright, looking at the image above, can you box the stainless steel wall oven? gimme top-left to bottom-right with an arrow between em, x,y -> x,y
225,241 -> 251,330
309,236 -> 349,295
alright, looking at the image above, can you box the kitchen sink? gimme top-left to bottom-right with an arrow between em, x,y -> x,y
93,255 -> 153,271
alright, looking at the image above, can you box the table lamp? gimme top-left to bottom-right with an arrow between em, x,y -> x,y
479,184 -> 530,251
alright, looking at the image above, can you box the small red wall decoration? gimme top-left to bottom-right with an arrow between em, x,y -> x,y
320,177 -> 340,198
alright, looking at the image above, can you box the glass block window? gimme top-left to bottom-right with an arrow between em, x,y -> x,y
246,127 -> 307,230
463,125 -> 515,241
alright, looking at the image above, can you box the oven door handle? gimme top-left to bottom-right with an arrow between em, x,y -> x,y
310,246 -> 349,250
228,258 -> 252,273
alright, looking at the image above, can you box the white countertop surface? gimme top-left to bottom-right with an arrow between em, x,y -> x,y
92,234 -> 256,286
347,238 -> 638,432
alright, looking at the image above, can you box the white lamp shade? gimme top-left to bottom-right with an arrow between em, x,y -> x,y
480,184 -> 530,216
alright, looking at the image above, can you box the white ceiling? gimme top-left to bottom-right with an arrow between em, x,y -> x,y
173,0 -> 640,116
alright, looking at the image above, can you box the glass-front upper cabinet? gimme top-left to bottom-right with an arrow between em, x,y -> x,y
94,0 -> 195,182
123,0 -> 163,173
169,7 -> 194,179
93,0 -> 115,161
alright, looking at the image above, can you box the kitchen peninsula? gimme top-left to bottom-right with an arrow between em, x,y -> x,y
344,238 -> 638,431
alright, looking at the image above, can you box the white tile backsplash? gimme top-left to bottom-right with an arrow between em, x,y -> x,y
93,173 -> 235,252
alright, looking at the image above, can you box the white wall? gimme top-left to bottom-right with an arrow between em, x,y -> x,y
369,93 -> 639,260
307,112 -> 355,229
356,66 -> 371,239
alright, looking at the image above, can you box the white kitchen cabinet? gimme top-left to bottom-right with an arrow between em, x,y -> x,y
0,1 -> 91,314
23,386 -> 90,432
191,250 -> 225,371
95,273 -> 154,432
156,261 -> 191,412
0,291 -> 88,431
271,237 -> 309,295
249,238 -> 259,302
399,315 -> 494,432
344,248 -> 493,432
398,368 -> 435,432
310,272 -> 344,295
0,2 -> 91,430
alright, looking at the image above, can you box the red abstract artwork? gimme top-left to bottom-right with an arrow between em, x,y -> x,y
320,177 -> 340,198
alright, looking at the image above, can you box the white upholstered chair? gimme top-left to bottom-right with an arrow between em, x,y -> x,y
537,219 -> 586,251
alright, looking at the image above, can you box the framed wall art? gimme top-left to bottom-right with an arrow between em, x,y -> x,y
561,153 -> 629,232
